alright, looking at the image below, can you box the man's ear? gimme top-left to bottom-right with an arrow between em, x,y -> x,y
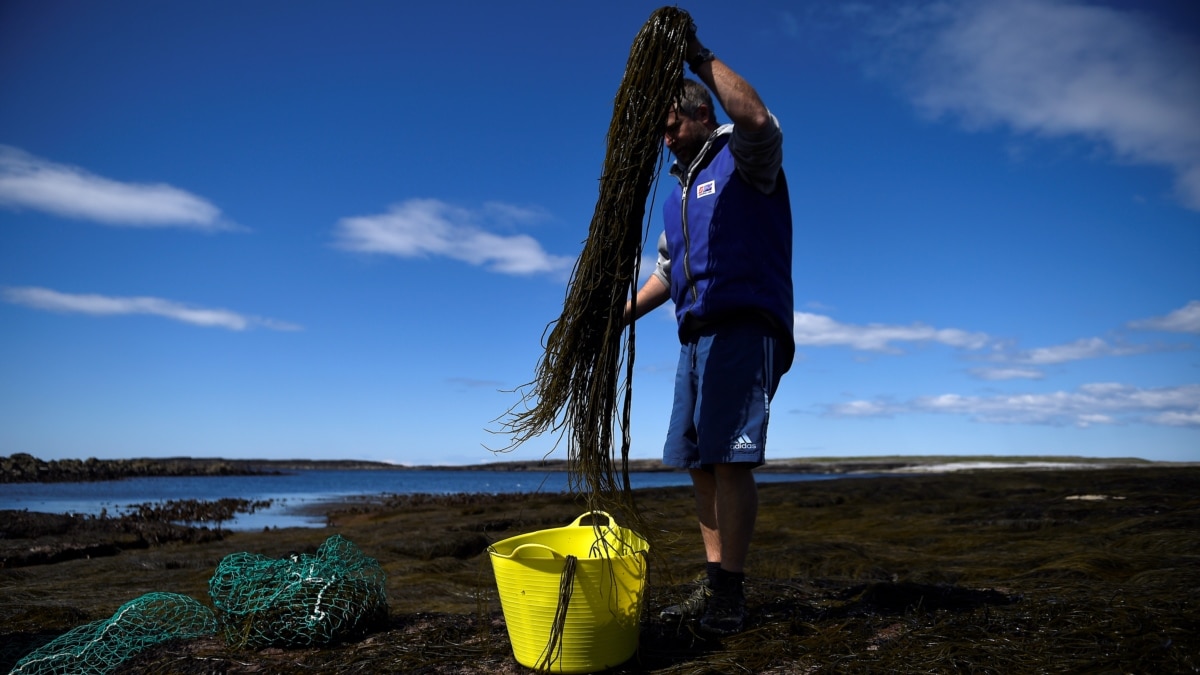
697,104 -> 713,126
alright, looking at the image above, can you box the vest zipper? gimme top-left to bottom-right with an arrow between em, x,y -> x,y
681,178 -> 697,307
676,130 -> 723,311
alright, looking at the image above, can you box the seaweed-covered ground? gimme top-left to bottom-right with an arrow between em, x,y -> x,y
2,465 -> 1197,673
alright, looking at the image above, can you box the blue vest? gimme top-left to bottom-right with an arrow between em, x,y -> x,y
662,135 -> 794,354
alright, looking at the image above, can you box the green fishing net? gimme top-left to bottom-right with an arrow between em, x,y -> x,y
9,592 -> 216,675
208,534 -> 389,648
8,535 -> 388,674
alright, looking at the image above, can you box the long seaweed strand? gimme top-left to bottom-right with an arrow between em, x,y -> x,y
498,8 -> 691,521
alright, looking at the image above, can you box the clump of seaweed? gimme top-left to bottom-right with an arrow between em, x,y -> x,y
123,497 -> 273,532
496,6 -> 692,523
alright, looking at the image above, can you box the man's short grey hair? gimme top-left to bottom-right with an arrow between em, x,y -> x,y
677,78 -> 717,123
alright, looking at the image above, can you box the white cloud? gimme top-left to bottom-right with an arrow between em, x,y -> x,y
876,0 -> 1200,210
825,399 -> 898,418
826,382 -> 1200,428
333,198 -> 574,276
0,146 -> 232,229
794,311 -> 991,352
980,303 -> 1196,368
970,367 -> 1045,381
1013,337 -> 1150,365
2,286 -> 301,331
1150,411 -> 1200,427
1130,300 -> 1200,334
480,201 -> 553,225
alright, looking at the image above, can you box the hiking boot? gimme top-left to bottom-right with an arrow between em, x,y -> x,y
660,579 -> 712,620
699,581 -> 746,636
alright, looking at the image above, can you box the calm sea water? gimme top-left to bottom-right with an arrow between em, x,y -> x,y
0,469 -> 849,530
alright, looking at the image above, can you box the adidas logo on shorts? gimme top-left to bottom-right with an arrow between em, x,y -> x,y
730,434 -> 757,450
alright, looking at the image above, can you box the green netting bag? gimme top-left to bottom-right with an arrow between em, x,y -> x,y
208,534 -> 388,648
9,592 -> 216,675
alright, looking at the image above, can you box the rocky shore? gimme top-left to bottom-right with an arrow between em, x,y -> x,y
0,498 -> 273,568
1,463 -> 1196,673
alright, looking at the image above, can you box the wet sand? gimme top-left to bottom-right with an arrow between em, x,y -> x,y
2,463 -> 1197,673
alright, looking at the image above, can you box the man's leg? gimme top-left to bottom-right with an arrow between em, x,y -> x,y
686,463 -> 758,635
712,462 -> 758,573
689,464 -> 758,572
660,468 -> 719,621
689,468 -> 721,564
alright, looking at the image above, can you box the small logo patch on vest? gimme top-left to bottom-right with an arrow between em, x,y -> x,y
696,180 -> 716,198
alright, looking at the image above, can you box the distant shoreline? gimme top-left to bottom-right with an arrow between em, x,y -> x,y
1,452 -> 1171,484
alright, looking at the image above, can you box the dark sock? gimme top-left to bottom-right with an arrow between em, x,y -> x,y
705,561 -> 722,584
713,567 -> 745,592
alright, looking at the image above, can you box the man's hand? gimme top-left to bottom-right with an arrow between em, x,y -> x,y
685,17 -> 702,62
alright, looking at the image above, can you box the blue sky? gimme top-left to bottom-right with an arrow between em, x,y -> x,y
1,0 -> 1197,465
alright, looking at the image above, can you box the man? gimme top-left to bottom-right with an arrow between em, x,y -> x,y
624,24 -> 793,636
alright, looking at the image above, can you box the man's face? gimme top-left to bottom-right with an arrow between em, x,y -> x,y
664,105 -> 708,167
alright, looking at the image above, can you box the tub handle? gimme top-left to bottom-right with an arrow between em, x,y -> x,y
570,511 -> 615,529
509,543 -> 565,560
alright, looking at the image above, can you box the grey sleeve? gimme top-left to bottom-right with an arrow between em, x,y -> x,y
728,112 -> 783,194
652,230 -> 670,287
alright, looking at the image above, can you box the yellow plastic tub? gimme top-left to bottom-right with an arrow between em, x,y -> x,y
488,512 -> 649,673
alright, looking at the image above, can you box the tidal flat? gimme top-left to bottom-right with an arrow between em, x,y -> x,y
2,465 -> 1197,673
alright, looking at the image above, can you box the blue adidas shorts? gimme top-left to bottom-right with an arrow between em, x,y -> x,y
662,321 -> 787,469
